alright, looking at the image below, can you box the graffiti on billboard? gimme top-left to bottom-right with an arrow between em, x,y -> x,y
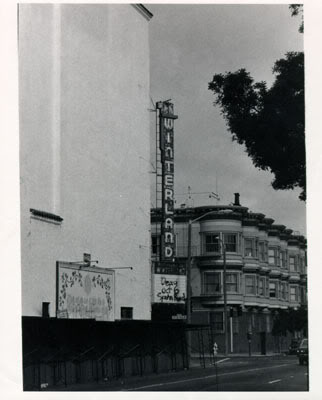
56,262 -> 115,321
153,273 -> 186,304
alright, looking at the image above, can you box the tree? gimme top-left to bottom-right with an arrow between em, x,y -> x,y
208,51 -> 305,200
272,306 -> 308,337
289,4 -> 304,33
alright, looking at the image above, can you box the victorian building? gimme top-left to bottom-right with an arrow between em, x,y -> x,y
151,194 -> 307,354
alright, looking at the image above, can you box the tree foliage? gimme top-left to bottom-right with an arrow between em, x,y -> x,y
272,306 -> 308,337
208,51 -> 305,200
289,4 -> 304,33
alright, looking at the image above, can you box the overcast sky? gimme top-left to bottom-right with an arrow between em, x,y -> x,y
148,3 -> 306,235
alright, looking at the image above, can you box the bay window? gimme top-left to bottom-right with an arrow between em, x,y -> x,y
269,281 -> 277,298
204,233 -> 220,253
289,255 -> 298,272
226,273 -> 238,293
223,233 -> 237,252
268,247 -> 278,266
258,277 -> 265,296
290,285 -> 298,302
203,272 -> 220,294
259,241 -> 267,262
244,238 -> 258,258
245,275 -> 256,295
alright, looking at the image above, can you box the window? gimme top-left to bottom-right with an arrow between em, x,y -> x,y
223,233 -> 237,252
204,233 -> 220,253
290,286 -> 298,302
258,277 -> 265,296
289,256 -> 298,272
244,238 -> 258,257
151,235 -> 160,256
281,282 -> 289,300
226,273 -> 238,293
209,311 -> 224,331
121,307 -> 133,320
299,257 -> 304,274
203,272 -> 220,294
268,247 -> 278,266
245,275 -> 256,295
244,238 -> 253,257
280,250 -> 287,269
259,242 -> 267,262
269,281 -> 277,298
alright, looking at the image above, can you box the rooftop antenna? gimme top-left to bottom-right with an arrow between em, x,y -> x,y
148,96 -> 156,113
215,175 -> 220,204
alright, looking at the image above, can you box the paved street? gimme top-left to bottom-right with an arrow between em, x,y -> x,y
50,355 -> 308,391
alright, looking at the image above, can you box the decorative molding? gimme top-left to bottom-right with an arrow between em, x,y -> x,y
30,208 -> 63,224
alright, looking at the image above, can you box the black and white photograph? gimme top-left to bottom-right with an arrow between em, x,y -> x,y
2,0 -> 322,397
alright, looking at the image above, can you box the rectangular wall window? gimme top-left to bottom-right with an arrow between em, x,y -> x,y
269,281 -> 277,298
203,272 -> 220,294
290,286 -> 298,302
268,247 -> 278,266
151,235 -> 160,256
121,307 -> 133,320
226,273 -> 238,293
223,233 -> 237,252
244,238 -> 258,257
209,311 -> 224,332
204,233 -> 220,253
244,238 -> 257,257
258,277 -> 265,296
280,250 -> 287,269
258,241 -> 267,262
289,256 -> 298,272
245,275 -> 256,295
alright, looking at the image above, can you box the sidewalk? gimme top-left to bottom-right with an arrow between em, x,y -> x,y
190,352 -> 287,367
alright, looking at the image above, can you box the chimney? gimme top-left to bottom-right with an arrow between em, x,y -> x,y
234,193 -> 240,206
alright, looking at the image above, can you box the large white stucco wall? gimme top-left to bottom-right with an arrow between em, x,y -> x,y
19,4 -> 152,320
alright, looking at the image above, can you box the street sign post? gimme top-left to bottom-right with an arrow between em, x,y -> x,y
213,342 -> 219,391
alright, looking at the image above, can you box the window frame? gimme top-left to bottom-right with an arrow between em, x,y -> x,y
289,255 -> 298,272
268,247 -> 279,266
151,235 -> 161,256
203,271 -> 221,295
204,233 -> 220,254
258,241 -> 267,262
269,280 -> 278,298
226,272 -> 238,293
120,307 -> 133,320
258,277 -> 265,297
245,274 -> 256,295
290,285 -> 298,302
223,233 -> 238,253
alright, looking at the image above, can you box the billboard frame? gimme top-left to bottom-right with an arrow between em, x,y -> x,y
56,261 -> 115,321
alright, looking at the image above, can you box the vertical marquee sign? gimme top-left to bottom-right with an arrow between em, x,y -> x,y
156,101 -> 178,261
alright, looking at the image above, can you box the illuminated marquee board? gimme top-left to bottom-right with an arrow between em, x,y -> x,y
56,262 -> 115,321
157,101 -> 178,261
